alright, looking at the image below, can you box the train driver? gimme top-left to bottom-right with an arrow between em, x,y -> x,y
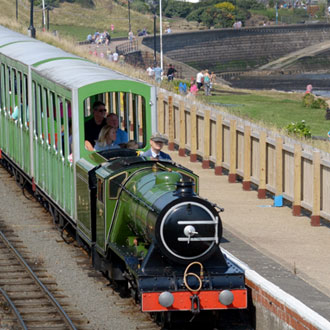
141,133 -> 172,160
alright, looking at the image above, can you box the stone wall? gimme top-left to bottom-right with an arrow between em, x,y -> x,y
142,24 -> 330,73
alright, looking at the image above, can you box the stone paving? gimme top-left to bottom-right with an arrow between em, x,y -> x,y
165,147 -> 330,320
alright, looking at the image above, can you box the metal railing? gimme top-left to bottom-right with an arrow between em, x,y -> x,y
116,40 -> 139,55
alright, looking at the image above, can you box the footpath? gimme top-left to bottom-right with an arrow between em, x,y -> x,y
165,147 -> 330,320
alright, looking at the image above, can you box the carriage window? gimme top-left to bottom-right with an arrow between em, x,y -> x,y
83,92 -> 146,150
60,99 -> 72,159
55,95 -> 63,156
22,74 -> 28,126
41,87 -> 48,143
33,83 -> 41,137
109,173 -> 127,199
0,64 -> 4,110
5,65 -> 10,113
48,90 -> 56,149
10,68 -> 17,115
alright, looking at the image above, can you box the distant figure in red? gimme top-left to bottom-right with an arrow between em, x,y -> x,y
111,24 -> 114,32
305,84 -> 313,94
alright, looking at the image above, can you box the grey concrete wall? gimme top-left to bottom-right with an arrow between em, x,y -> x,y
142,24 -> 330,73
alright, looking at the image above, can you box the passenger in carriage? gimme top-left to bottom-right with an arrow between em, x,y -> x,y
84,101 -> 107,149
94,126 -> 120,152
11,104 -> 29,122
126,140 -> 139,149
106,113 -> 128,146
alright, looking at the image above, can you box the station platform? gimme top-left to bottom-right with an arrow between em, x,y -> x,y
165,147 -> 330,321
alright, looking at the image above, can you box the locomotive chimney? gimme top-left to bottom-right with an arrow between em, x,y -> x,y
174,180 -> 195,197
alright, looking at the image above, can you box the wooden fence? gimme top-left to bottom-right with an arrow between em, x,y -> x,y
157,89 -> 330,226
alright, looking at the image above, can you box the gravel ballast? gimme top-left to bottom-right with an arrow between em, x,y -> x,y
0,167 -> 158,330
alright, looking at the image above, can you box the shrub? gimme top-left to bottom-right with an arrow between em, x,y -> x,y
286,120 -> 311,138
215,2 -> 235,11
311,98 -> 327,110
302,93 -> 314,107
302,93 -> 327,109
163,0 -> 193,18
186,7 -> 205,22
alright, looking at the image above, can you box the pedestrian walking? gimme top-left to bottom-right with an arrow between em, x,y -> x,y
167,64 -> 177,81
203,70 -> 211,96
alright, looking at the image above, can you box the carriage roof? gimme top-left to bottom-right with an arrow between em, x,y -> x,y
0,25 -> 141,90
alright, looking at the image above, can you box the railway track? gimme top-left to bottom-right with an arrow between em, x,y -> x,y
0,165 -> 159,330
0,222 -> 85,330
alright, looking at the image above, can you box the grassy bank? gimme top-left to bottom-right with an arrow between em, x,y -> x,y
202,89 -> 329,138
2,0 -> 155,41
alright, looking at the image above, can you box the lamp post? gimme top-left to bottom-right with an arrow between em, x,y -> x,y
42,0 -> 46,31
153,11 -> 157,66
16,0 -> 18,20
159,0 -> 163,75
47,6 -> 50,31
147,0 -> 157,67
128,0 -> 131,32
28,0 -> 36,38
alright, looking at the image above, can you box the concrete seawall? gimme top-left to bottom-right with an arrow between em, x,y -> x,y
142,24 -> 330,73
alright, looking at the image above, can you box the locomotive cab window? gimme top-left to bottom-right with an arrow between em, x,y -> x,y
83,92 -> 146,151
109,172 -> 127,199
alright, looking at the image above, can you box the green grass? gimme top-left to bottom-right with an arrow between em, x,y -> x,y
204,91 -> 328,137
1,0 -> 156,42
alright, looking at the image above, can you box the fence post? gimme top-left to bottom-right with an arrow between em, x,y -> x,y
157,93 -> 164,134
228,119 -> 237,183
178,100 -> 185,156
311,151 -> 321,226
168,96 -> 174,150
202,110 -> 211,169
190,105 -> 197,162
215,114 -> 223,175
258,131 -> 267,199
274,137 -> 283,206
293,144 -> 302,216
243,125 -> 251,190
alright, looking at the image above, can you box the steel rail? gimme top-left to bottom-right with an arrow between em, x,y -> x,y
0,230 -> 77,330
0,288 -> 28,330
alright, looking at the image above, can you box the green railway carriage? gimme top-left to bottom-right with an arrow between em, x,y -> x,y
0,26 -> 248,322
0,25 -> 157,221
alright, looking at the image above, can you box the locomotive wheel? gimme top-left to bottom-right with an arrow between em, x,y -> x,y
113,280 -> 130,298
155,312 -> 172,329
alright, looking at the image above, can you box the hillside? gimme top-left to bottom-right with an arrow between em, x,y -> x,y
1,0 -> 156,40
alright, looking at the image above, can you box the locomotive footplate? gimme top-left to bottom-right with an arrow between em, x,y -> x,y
141,289 -> 247,312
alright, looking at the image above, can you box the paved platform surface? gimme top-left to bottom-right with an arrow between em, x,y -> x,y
166,147 -> 330,320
